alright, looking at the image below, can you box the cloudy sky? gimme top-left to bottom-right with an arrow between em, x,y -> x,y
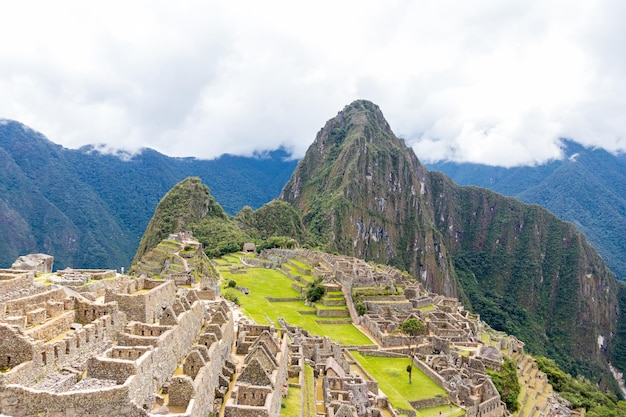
1,1 -> 624,166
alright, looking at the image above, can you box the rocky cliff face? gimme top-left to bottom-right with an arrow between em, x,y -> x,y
280,100 -> 621,389
280,100 -> 457,295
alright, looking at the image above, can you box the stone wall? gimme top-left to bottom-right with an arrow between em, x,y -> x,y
409,396 -> 449,410
75,299 -> 118,324
315,308 -> 349,317
0,382 -> 147,417
74,275 -> 129,298
0,323 -> 34,370
105,280 -> 176,324
0,270 -> 35,294
24,310 -> 75,341
3,287 -> 66,317
413,358 -> 448,391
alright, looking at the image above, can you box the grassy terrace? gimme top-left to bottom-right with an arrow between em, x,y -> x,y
281,385 -> 302,417
350,352 -> 447,414
288,259 -> 312,271
283,263 -> 314,282
302,364 -> 316,417
218,256 -> 372,345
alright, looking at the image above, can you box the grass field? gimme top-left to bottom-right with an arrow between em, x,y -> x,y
219,257 -> 372,345
302,364 -> 315,417
350,352 -> 447,412
281,386 -> 302,417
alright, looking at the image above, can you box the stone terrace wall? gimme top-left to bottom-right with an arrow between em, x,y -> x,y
105,280 -> 176,324
413,358 -> 448,391
3,287 -> 66,317
0,382 -> 147,417
0,270 -> 35,293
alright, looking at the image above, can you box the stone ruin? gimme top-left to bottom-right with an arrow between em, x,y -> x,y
0,259 -> 234,417
0,246 -> 576,417
225,324 -> 289,417
278,320 -> 387,417
259,249 -> 511,417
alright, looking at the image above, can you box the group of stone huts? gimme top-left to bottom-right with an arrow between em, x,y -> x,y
0,249 -> 234,417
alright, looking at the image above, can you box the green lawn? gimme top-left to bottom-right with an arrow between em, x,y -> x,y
281,386 -> 302,417
350,352 -> 447,412
418,405 -> 465,417
302,364 -> 315,417
219,259 -> 372,345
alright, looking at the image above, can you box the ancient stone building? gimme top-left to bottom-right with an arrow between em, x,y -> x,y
0,262 -> 234,417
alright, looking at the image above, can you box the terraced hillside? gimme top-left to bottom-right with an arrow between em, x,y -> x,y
132,233 -> 217,283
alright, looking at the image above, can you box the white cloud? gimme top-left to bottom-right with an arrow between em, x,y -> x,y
0,0 -> 624,166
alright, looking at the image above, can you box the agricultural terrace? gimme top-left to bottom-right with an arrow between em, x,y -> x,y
350,352 -> 452,416
216,255 -> 373,346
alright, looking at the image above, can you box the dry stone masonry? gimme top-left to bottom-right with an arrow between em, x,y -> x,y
0,243 -> 234,417
0,242 -> 579,417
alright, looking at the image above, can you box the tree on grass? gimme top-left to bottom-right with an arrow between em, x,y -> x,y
398,317 -> 425,355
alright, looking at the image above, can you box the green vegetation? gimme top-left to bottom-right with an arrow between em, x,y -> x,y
398,318 -> 426,355
350,352 -> 447,411
222,291 -> 239,305
486,358 -> 520,412
218,258 -> 372,345
305,278 -> 326,303
132,177 -> 312,269
281,386 -> 302,417
302,364 -> 315,417
536,357 -> 626,416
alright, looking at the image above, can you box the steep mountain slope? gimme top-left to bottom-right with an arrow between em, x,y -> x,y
280,100 -> 457,295
131,177 -> 228,266
132,177 -> 307,268
0,120 -> 296,269
279,100 -> 622,390
426,142 -> 626,281
0,120 -> 133,269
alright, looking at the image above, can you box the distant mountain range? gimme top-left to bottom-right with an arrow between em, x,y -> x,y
4,118 -> 626,285
0,119 -> 296,270
426,142 -> 626,281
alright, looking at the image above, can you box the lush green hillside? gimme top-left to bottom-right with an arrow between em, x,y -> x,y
0,121 -> 134,269
131,177 -> 307,270
279,100 -> 623,394
0,120 -> 296,269
426,142 -> 626,281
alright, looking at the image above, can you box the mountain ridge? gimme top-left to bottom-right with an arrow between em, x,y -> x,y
426,141 -> 626,281
0,119 -> 296,270
279,99 -> 622,392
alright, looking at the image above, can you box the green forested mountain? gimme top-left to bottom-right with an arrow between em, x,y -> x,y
426,143 -> 626,281
278,100 -> 623,393
130,177 -> 306,269
0,120 -> 296,270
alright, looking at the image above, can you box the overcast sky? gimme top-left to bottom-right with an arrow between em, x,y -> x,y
1,1 -> 624,166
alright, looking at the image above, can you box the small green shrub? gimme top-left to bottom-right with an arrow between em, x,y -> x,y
223,291 -> 240,305
306,278 -> 326,303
